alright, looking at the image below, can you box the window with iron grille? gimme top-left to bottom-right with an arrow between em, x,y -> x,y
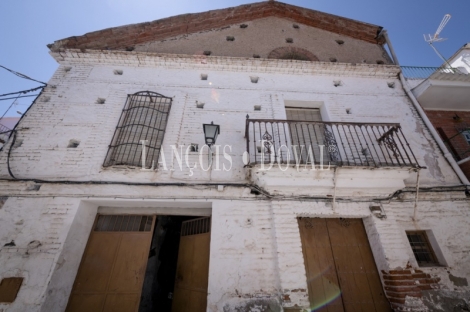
104,91 -> 172,167
406,231 -> 439,266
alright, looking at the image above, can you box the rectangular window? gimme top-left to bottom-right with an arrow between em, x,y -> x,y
104,91 -> 172,167
286,107 -> 327,163
463,130 -> 470,144
406,231 -> 439,266
286,107 -> 322,122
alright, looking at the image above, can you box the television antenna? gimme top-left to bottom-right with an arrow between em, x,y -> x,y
424,14 -> 452,65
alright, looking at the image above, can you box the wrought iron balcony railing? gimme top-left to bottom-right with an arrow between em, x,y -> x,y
245,119 -> 421,168
0,122 -> 12,134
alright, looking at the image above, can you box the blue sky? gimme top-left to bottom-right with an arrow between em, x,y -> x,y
1,0 -> 469,118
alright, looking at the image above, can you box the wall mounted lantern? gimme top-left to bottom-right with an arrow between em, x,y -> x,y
203,121 -> 220,147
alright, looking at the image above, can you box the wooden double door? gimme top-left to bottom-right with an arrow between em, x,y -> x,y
298,218 -> 391,312
66,215 -> 155,312
66,215 -> 211,312
172,217 -> 211,312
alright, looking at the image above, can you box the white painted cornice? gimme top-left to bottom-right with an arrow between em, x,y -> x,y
50,49 -> 401,78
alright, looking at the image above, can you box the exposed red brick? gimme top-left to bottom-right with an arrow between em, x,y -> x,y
383,274 -> 414,281
425,110 -> 470,165
459,160 -> 470,180
411,273 -> 429,279
389,270 -> 412,275
384,280 -> 417,287
385,286 -> 420,293
382,268 -> 441,311
48,1 -> 384,52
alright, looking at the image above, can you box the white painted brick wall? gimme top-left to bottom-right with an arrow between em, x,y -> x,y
0,189 -> 469,311
0,53 -> 469,311
0,54 -> 460,186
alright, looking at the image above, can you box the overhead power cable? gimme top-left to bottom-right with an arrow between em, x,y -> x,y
0,65 -> 47,85
0,86 -> 44,98
0,94 -> 41,101
0,93 -> 21,121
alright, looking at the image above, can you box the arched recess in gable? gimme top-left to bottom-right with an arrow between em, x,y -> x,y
267,47 -> 319,61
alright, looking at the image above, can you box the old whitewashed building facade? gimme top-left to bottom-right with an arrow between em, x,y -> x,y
402,43 -> 470,181
0,1 -> 469,311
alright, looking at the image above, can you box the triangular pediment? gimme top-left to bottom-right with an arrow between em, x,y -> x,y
48,1 -> 385,53
129,16 -> 390,64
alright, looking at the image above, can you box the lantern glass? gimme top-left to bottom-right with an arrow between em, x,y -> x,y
203,122 -> 220,146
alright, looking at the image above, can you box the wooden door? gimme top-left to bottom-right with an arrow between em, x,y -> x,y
66,215 -> 155,312
298,218 -> 391,312
286,108 -> 328,164
172,217 -> 211,312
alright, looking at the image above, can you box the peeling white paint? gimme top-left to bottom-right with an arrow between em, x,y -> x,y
0,46 -> 468,312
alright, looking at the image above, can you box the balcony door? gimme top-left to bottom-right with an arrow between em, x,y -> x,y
286,107 -> 327,164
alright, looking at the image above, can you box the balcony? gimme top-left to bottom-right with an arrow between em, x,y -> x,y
0,123 -> 13,149
244,119 -> 421,197
401,66 -> 467,80
245,119 -> 420,168
401,66 -> 470,111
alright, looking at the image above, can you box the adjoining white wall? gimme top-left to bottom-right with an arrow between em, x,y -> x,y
208,200 -> 281,311
449,45 -> 470,74
0,197 -> 82,312
40,201 -> 98,312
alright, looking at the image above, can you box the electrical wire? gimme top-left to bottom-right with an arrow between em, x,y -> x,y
0,65 -> 47,85
6,130 -> 17,179
0,86 -> 44,98
0,87 -> 44,151
0,92 -> 21,121
0,94 -> 40,101
0,65 -> 47,118
0,172 -> 467,203
1,79 -> 466,203
4,124 -> 467,203
0,192 -> 468,204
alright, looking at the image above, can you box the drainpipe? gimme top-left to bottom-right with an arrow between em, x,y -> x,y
332,167 -> 338,212
412,169 -> 420,221
381,30 -> 470,185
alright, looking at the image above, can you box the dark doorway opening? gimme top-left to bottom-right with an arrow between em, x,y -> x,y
139,215 -> 198,312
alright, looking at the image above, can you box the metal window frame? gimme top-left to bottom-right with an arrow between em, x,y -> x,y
406,230 -> 440,267
463,130 -> 470,144
103,91 -> 172,168
94,214 -> 154,232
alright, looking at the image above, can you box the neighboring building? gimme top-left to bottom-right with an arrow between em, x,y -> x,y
402,43 -> 470,179
0,117 -> 20,149
1,2 -> 469,312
